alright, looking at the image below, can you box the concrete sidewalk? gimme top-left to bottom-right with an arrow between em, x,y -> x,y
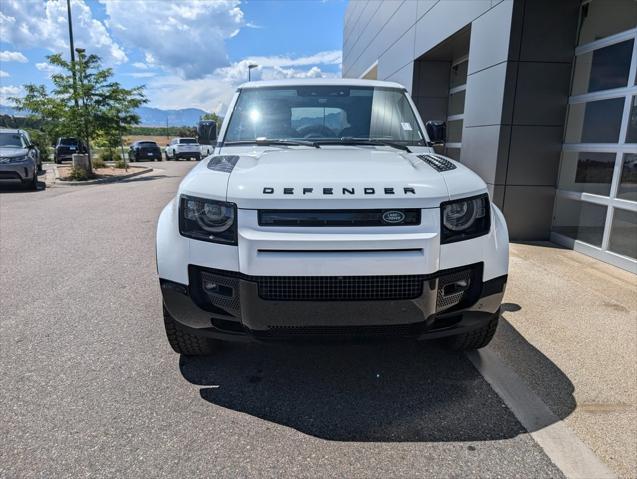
490,242 -> 637,478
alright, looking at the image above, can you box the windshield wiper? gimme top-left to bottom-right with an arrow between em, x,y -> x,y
224,139 -> 320,148
315,138 -> 411,152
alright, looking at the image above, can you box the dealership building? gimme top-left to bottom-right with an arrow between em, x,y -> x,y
342,0 -> 637,272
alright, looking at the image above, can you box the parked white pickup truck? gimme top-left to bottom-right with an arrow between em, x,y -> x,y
156,79 -> 509,355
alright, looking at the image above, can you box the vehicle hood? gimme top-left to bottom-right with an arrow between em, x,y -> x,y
179,146 -> 488,209
0,147 -> 28,158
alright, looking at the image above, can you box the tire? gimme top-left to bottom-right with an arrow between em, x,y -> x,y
163,306 -> 218,355
442,310 -> 499,351
164,151 -> 170,161
29,171 -> 38,191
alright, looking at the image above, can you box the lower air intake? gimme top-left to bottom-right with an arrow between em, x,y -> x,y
256,275 -> 426,301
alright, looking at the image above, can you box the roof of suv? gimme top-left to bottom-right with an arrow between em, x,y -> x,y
237,78 -> 406,90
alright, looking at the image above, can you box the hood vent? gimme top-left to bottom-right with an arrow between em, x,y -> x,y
207,155 -> 239,173
417,154 -> 456,172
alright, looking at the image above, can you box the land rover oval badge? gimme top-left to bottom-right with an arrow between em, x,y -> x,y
382,210 -> 405,224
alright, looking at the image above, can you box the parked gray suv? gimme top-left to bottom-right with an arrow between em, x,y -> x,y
0,129 -> 41,190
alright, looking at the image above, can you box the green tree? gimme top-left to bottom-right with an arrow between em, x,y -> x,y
201,112 -> 222,124
11,51 -> 147,172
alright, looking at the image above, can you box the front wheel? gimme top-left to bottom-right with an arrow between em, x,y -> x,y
442,310 -> 499,351
163,306 -> 218,355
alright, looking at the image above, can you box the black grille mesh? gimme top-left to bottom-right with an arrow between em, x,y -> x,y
436,270 -> 472,311
417,154 -> 456,172
256,275 -> 426,301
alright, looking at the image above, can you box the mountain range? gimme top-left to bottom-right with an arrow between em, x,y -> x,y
0,105 -> 208,127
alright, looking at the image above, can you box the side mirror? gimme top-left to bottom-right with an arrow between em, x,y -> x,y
425,120 -> 446,145
197,121 -> 217,144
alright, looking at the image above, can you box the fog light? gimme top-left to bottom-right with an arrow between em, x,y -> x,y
203,281 -> 218,292
442,279 -> 469,297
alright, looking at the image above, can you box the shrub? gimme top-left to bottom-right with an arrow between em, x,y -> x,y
68,166 -> 90,181
100,148 -> 117,162
92,158 -> 106,169
115,159 -> 126,169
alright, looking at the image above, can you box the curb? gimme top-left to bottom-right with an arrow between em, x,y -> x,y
54,166 -> 153,186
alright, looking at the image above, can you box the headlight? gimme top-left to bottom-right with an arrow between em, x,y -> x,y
8,155 -> 30,163
179,195 -> 237,245
440,194 -> 490,244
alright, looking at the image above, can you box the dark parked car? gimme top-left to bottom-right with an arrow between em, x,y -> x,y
128,141 -> 162,162
54,138 -> 87,164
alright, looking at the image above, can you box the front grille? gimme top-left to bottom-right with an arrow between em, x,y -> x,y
258,209 -> 421,227
256,275 -> 426,301
0,171 -> 21,180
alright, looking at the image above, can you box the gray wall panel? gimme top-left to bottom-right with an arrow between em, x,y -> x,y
385,62 -> 415,93
463,62 -> 509,127
518,0 -> 580,62
503,185 -> 556,240
413,0 -> 491,60
461,124 -> 510,185
506,126 -> 563,186
467,0 -> 514,74
378,26 -> 416,80
512,62 -> 571,126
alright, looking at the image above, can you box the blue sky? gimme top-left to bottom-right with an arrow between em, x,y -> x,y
0,0 -> 347,112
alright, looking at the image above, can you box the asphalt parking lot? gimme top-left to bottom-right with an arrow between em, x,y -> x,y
0,161 -> 633,478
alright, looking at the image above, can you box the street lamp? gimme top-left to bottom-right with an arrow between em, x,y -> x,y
75,47 -> 92,171
248,63 -> 258,81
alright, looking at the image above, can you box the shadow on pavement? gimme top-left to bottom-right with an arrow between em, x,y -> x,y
180,316 -> 575,442
0,179 -> 46,193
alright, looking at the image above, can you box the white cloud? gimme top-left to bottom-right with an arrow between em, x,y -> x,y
100,0 -> 245,79
144,51 -> 342,113
132,62 -> 150,70
35,62 -> 63,78
0,85 -> 23,105
127,72 -> 156,78
0,70 -> 9,78
0,50 -> 28,63
0,0 -> 126,65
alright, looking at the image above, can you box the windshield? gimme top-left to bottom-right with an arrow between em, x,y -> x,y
139,142 -> 158,147
224,86 -> 425,145
60,138 -> 79,146
0,132 -> 27,148
179,138 -> 197,144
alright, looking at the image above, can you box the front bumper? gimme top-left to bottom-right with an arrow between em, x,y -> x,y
0,162 -> 36,183
175,152 -> 201,159
160,263 -> 506,342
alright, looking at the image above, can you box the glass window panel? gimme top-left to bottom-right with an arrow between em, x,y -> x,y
608,208 -> 637,260
577,0 -> 637,45
571,39 -> 634,95
564,97 -> 624,143
445,147 -> 461,161
618,153 -> 637,201
448,90 -> 466,116
446,119 -> 463,143
626,96 -> 637,143
450,61 -> 468,88
552,197 -> 607,247
558,151 -> 615,195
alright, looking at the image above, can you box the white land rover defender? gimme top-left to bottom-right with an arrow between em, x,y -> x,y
156,79 -> 509,355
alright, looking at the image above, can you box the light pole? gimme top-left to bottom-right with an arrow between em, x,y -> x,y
66,0 -> 79,109
248,64 -> 258,81
75,47 -> 92,171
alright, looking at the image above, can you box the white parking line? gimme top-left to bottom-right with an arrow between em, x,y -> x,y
467,349 -> 617,479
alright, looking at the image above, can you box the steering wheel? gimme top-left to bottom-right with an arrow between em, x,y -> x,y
298,124 -> 337,139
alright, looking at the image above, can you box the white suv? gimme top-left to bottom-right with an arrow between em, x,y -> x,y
156,79 -> 509,355
164,137 -> 201,161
